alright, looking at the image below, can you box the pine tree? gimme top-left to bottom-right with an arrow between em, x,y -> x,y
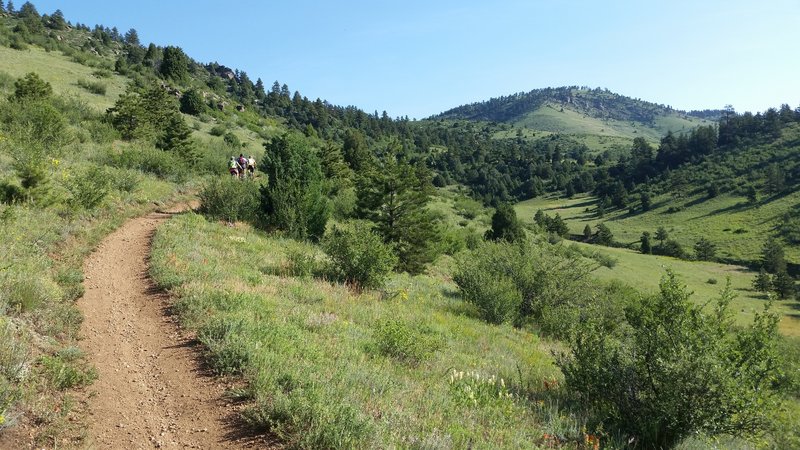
772,270 -> 795,299
124,28 -> 140,46
0,1 -> 5,13
752,268 -> 772,294
260,132 -> 329,241
640,231 -> 652,254
6,0 -> 13,14
533,209 -> 546,228
156,112 -> 193,158
655,226 -> 669,248
160,46 -> 189,82
595,223 -> 614,246
640,191 -> 651,211
694,237 -> 717,261
12,72 -> 52,101
356,145 -> 440,274
179,88 -> 205,115
761,237 -> 786,274
583,224 -> 593,242
547,213 -> 569,237
485,203 -> 525,243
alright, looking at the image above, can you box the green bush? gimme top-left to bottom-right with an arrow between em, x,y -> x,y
558,273 -> 781,448
322,222 -> 397,290
76,78 -> 107,95
371,319 -> 440,365
39,348 -> 96,390
64,166 -> 110,209
198,176 -> 261,223
197,317 -> 250,375
452,262 -> 521,324
105,144 -> 181,178
284,248 -> 317,278
453,241 -> 595,334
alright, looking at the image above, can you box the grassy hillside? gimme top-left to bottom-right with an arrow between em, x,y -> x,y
516,189 -> 800,265
0,45 -> 127,109
435,86 -> 715,153
149,213 -> 573,448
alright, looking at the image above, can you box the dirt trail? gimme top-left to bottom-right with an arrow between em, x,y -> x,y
77,206 -> 254,449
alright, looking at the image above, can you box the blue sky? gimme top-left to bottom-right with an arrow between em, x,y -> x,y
25,0 -> 800,119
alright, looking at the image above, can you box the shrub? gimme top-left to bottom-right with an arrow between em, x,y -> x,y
558,273 -> 781,448
39,347 -> 97,390
197,317 -> 250,375
452,261 -> 521,324
284,248 -> 317,278
64,166 -> 110,209
179,88 -> 206,115
453,241 -> 595,335
322,222 -> 396,290
105,144 -> 181,178
77,78 -> 107,95
371,319 -> 440,365
198,176 -> 261,224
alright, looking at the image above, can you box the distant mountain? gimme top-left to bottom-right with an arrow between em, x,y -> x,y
434,86 -> 722,143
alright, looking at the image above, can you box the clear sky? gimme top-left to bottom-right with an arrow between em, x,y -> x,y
25,0 -> 800,119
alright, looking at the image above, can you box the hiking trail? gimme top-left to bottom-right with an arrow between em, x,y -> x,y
77,206 -> 261,449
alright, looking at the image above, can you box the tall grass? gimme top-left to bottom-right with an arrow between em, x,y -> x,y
150,213 -> 576,448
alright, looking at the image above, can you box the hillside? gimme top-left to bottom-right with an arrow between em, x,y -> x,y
1,3 -> 799,449
434,86 -> 718,146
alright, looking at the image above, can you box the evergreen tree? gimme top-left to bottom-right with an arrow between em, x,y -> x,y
764,164 -> 785,195
485,203 -> 525,243
160,46 -> 189,82
144,43 -> 159,65
694,237 -> 717,261
11,72 -> 52,101
583,224 -> 593,242
356,146 -> 440,274
640,231 -> 652,254
772,270 -> 795,299
260,132 -> 329,241
760,237 -> 786,274
640,191 -> 651,211
533,209 -> 546,228
124,28 -> 140,46
752,268 -> 772,294
547,213 -> 570,237
0,1 -> 5,13
655,226 -> 669,248
179,88 -> 205,115
342,128 -> 371,171
594,223 -> 614,246
156,112 -> 193,158
6,0 -> 13,14
745,185 -> 758,203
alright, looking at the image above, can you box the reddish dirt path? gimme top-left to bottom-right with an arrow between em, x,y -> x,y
77,207 -> 257,449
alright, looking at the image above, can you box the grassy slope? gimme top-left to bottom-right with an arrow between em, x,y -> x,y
515,189 -> 800,264
150,213 -> 572,448
490,101 -> 711,154
0,45 -> 128,110
515,195 -> 800,335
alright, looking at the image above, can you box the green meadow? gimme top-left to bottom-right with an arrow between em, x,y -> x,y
0,45 -> 127,110
515,190 -> 800,265
150,213 -> 585,448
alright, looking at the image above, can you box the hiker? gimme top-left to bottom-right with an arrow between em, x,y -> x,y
228,156 -> 240,177
247,155 -> 256,177
237,154 -> 248,179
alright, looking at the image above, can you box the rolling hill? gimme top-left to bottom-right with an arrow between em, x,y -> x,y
434,86 -> 720,152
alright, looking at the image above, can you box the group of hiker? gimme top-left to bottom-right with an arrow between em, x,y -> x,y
229,153 -> 256,179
